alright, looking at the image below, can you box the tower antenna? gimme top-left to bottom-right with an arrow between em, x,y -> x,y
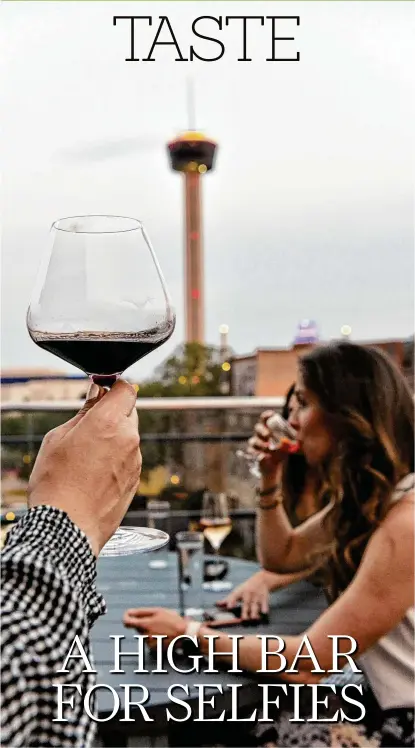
186,78 -> 196,131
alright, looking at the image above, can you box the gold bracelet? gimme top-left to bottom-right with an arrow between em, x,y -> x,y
256,483 -> 281,498
258,494 -> 284,510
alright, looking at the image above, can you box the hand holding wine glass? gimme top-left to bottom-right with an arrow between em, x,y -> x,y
28,380 -> 141,557
200,492 -> 233,592
237,411 -> 299,479
27,215 -> 175,556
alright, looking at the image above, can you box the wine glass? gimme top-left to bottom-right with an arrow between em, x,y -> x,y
236,413 -> 298,478
27,215 -> 175,557
200,492 -> 233,592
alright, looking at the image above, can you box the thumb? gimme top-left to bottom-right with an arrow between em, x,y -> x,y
97,379 -> 138,417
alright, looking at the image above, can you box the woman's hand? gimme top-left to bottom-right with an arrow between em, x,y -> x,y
248,410 -> 292,480
216,570 -> 271,620
123,607 -> 187,649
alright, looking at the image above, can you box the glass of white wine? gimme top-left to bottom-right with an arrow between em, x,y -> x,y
200,492 -> 233,592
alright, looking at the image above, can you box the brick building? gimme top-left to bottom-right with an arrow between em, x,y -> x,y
230,338 -> 414,397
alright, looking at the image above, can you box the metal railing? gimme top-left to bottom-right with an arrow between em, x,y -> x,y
1,397 -> 284,559
0,396 -> 284,412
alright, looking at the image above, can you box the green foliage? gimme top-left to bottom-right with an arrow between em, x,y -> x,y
151,342 -> 226,397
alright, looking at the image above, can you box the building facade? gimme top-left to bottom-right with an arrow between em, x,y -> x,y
231,338 -> 414,397
0,369 -> 90,403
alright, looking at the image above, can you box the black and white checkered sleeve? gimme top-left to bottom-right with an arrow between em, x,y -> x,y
1,506 -> 106,747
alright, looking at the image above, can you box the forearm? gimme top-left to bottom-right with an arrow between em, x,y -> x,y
198,625 -> 266,673
197,626 -> 320,682
256,474 -> 301,572
1,507 -> 106,746
209,502 -> 415,684
265,566 -> 320,589
257,476 -> 333,573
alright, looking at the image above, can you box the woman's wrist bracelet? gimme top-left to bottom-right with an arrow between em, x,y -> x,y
256,483 -> 281,498
256,483 -> 284,510
185,620 -> 202,639
258,498 -> 283,510
182,620 -> 202,655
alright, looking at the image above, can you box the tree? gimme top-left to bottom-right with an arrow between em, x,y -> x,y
152,342 -> 228,397
136,343 -> 232,479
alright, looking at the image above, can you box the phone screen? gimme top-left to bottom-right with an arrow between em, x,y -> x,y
203,608 -> 238,622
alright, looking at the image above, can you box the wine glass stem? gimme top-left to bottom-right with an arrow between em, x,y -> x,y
92,374 -> 118,388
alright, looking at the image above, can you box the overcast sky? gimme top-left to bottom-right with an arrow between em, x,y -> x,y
1,1 -> 414,380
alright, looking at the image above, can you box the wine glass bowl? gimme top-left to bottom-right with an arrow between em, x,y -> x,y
237,413 -> 298,478
27,215 -> 175,386
27,215 -> 175,556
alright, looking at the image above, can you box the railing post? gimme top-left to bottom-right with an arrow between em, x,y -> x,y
26,412 -> 34,471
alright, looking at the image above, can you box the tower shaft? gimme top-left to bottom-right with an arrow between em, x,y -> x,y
167,128 -> 217,344
184,172 -> 204,343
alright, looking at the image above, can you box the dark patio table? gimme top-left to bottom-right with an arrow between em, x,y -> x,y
91,553 -> 327,747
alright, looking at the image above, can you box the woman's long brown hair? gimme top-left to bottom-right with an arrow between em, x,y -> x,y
299,341 -> 414,599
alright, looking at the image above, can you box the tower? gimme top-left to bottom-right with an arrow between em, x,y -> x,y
167,130 -> 217,343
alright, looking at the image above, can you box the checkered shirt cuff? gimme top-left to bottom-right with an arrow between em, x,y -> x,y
3,505 -> 106,624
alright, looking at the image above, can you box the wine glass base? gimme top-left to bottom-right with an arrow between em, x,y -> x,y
249,465 -> 261,479
203,580 -> 233,592
236,450 -> 261,479
92,374 -> 119,388
100,527 -> 169,557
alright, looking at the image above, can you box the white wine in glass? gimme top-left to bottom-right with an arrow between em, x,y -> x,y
200,519 -> 232,552
200,492 -> 233,592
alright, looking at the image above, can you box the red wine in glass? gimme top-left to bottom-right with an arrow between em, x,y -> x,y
33,331 -> 174,387
27,215 -> 175,556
